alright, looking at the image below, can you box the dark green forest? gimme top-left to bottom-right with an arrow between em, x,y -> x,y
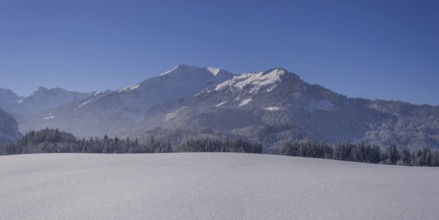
1,128 -> 438,167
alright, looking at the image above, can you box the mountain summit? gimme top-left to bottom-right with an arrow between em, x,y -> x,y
160,64 -> 230,77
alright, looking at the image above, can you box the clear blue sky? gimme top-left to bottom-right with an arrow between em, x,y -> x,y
1,0 -> 438,105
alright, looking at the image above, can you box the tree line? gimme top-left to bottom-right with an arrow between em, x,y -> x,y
181,138 -> 262,153
0,128 -> 172,154
1,128 -> 439,167
0,128 -> 261,155
281,142 -> 439,167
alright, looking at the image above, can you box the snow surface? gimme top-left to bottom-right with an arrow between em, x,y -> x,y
160,65 -> 180,76
94,91 -> 102,96
163,112 -> 177,121
163,108 -> 186,122
239,98 -> 252,106
43,113 -> 56,120
1,153 -> 438,220
43,115 -> 55,120
74,100 -> 92,110
264,106 -> 282,111
214,101 -> 226,107
207,67 -> 221,76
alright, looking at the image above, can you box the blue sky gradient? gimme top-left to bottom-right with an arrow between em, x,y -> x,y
1,0 -> 438,105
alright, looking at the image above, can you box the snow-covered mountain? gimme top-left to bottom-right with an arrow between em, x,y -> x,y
0,108 -> 21,142
153,67 -> 439,151
15,65 -> 439,151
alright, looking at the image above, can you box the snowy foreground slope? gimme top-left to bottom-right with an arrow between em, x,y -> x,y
1,153 -> 438,220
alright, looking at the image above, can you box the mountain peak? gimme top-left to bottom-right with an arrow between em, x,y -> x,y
160,64 -> 197,76
0,88 -> 19,98
264,68 -> 301,79
261,68 -> 287,77
159,64 -> 232,78
34,87 -> 65,94
207,67 -> 222,76
37,86 -> 49,91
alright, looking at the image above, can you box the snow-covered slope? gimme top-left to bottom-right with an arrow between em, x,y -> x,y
0,153 -> 438,220
0,108 -> 21,142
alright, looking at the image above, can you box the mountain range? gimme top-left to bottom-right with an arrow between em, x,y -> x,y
1,64 -> 438,151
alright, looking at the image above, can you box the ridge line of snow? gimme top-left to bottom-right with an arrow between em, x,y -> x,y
118,84 -> 140,93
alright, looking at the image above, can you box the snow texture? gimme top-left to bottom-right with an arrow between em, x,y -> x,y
207,67 -> 221,76
43,115 -> 55,120
74,100 -> 92,110
1,153 -> 438,220
214,101 -> 226,107
163,112 -> 177,122
239,98 -> 252,106
118,84 -> 140,93
264,106 -> 282,111
163,108 -> 186,122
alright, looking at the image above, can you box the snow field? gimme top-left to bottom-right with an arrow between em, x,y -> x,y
0,153 -> 438,220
